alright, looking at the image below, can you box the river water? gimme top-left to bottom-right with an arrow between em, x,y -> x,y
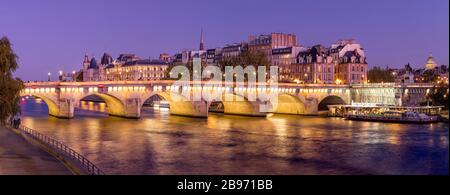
19,97 -> 449,175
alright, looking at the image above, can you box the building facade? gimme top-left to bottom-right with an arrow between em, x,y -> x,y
332,40 -> 368,84
222,43 -> 248,59
248,33 -> 298,62
272,46 -> 304,82
289,40 -> 367,84
82,53 -> 169,81
291,45 -> 335,84
104,59 -> 169,81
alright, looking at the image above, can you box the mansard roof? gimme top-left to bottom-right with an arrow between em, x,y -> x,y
101,53 -> 113,65
296,44 -> 330,63
88,57 -> 98,69
343,49 -> 362,58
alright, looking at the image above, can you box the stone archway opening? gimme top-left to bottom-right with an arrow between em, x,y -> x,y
142,94 -> 170,109
318,95 -> 346,111
19,95 -> 59,117
79,94 -> 108,114
208,101 -> 225,113
140,94 -> 171,116
78,93 -> 135,118
141,92 -> 208,118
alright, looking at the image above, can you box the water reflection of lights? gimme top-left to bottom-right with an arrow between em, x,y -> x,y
440,136 -> 448,148
35,98 -> 42,104
98,103 -> 106,113
207,114 -> 231,130
18,99 -> 450,175
267,117 -> 288,136
153,106 -> 170,113
153,101 -> 170,109
79,101 -> 108,113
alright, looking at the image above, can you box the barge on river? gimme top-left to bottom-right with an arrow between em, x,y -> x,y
344,111 -> 440,123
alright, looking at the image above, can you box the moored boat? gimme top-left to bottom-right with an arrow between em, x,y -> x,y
344,111 -> 440,123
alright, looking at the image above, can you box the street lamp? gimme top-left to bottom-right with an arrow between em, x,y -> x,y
72,70 -> 76,82
47,72 -> 51,81
59,70 -> 63,81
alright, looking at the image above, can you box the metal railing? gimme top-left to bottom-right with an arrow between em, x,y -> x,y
16,125 -> 105,175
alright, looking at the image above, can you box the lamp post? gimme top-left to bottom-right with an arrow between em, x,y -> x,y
72,70 -> 76,82
47,72 -> 51,81
59,70 -> 63,81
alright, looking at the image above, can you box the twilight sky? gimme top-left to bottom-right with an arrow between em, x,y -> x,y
1,0 -> 448,81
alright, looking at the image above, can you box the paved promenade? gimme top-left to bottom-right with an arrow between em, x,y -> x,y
0,126 -> 72,175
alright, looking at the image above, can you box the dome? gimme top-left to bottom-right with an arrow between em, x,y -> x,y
425,53 -> 437,70
89,57 -> 98,69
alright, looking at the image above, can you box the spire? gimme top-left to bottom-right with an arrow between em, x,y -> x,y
199,28 -> 204,50
83,53 -> 90,63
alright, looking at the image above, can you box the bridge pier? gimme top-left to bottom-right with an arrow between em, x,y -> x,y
49,98 -> 75,119
303,98 -> 319,115
169,101 -> 208,118
112,98 -> 142,119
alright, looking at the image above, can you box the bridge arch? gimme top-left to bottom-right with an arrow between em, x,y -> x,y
207,93 -> 267,117
77,93 -> 129,117
272,93 -> 306,115
141,92 -> 208,117
318,95 -> 347,111
21,94 -> 61,117
208,101 -> 224,113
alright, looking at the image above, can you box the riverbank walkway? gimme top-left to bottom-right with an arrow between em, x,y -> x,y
0,126 -> 72,175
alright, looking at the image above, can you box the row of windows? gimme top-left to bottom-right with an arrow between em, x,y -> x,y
105,73 -> 165,79
316,74 -> 334,81
107,66 -> 168,73
317,65 -> 333,73
351,74 -> 364,80
351,65 -> 365,72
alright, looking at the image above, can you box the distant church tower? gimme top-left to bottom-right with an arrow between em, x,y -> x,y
199,28 -> 205,50
83,53 -> 90,70
82,53 -> 90,81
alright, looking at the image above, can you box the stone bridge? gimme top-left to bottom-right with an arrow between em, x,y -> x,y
20,81 -> 351,118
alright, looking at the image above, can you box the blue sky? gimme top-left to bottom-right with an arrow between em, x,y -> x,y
0,0 -> 448,81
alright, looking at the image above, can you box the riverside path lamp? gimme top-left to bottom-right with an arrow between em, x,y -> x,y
48,72 -> 51,81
